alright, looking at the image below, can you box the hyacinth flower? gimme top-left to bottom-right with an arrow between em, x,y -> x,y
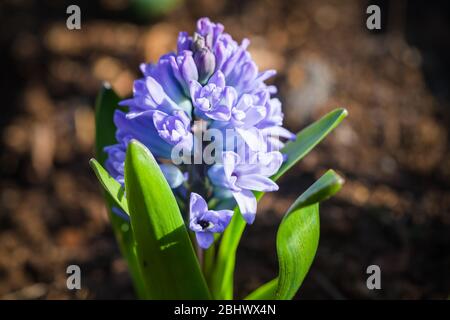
91,18 -> 347,299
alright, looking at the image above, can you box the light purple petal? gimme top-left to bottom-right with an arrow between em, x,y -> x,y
242,106 -> 266,129
196,232 -> 215,249
209,70 -> 226,88
180,51 -> 198,84
207,165 -> 227,188
189,192 -> 208,218
189,80 -> 202,100
145,77 -> 166,105
222,151 -> 239,178
237,174 -> 279,192
177,31 -> 191,52
113,110 -> 172,159
233,189 -> 257,224
159,164 -> 184,189
222,86 -> 237,107
256,69 -> 276,82
236,128 -> 265,152
205,104 -> 231,121
261,126 -> 296,141
256,151 -> 284,176
208,210 -> 234,232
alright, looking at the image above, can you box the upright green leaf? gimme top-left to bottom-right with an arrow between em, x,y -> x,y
93,83 -> 146,298
124,140 -> 210,299
211,108 -> 348,299
95,82 -> 122,165
210,209 -> 245,299
246,170 -> 344,300
89,159 -> 129,215
274,170 -> 343,299
276,204 -> 319,298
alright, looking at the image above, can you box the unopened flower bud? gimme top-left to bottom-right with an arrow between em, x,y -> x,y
194,47 -> 216,84
192,33 -> 216,84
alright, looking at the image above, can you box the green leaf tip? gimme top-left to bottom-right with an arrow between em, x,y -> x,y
89,158 -> 129,215
128,139 -> 155,161
287,169 -> 344,213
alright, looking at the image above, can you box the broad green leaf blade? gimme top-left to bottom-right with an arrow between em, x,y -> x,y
212,108 -> 347,299
275,170 -> 343,300
93,83 -> 146,298
89,158 -> 129,215
124,140 -> 210,299
275,204 -> 319,299
246,170 -> 344,300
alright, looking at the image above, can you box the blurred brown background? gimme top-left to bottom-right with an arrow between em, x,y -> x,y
0,0 -> 449,299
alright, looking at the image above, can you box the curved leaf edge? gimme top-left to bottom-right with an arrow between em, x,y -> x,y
245,169 -> 344,300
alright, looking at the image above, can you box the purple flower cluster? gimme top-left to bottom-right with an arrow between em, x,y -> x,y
105,18 -> 294,248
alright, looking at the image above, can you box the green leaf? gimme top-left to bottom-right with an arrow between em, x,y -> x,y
93,83 -> 146,298
89,159 -> 129,215
246,170 -> 343,300
94,82 -> 122,165
274,169 -> 343,299
124,140 -> 211,299
211,108 -> 348,299
210,209 -> 245,299
285,169 -> 344,212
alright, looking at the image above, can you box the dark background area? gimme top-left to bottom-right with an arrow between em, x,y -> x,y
0,0 -> 449,299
